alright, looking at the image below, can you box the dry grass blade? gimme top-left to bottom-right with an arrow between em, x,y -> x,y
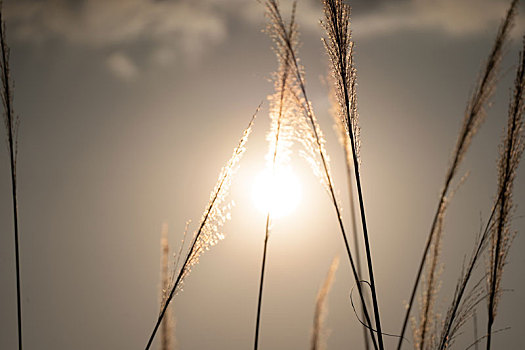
414,207 -> 445,350
332,84 -> 369,350
397,1 -> 519,348
486,36 -> 525,350
321,0 -> 384,348
253,7 -> 296,349
264,1 -> 378,348
438,45 -> 525,345
0,3 -> 22,349
311,256 -> 339,350
144,107 -> 259,349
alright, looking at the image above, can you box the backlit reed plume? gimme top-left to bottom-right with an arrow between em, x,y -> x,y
331,80 -> 369,350
438,40 -> 525,349
254,4 -> 296,349
145,109 -> 258,349
414,173 -> 468,350
413,208 -> 445,350
321,0 -> 384,348
264,2 -> 378,349
486,36 -> 525,350
0,4 -> 22,349
311,256 -> 339,350
160,223 -> 175,350
397,1 -> 518,347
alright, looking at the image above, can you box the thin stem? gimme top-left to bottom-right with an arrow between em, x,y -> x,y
289,46 -> 379,350
254,22 -> 291,346
396,1 -> 517,347
254,213 -> 271,350
321,1 -> 383,346
438,187 -> 506,350
0,8 -> 22,350
486,36 -> 525,350
343,139 -> 370,350
145,112 -> 257,349
266,2 -> 377,346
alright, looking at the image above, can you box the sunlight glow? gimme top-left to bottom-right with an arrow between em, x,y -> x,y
251,167 -> 302,218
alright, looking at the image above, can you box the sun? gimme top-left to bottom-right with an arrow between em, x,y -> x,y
251,166 -> 302,218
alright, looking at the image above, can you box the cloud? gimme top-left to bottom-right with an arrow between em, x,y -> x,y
5,0 -> 522,80
351,0 -> 523,38
4,0 -> 229,77
6,0 -> 227,46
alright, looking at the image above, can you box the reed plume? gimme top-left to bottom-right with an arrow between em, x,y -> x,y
145,108 -> 258,349
0,3 -> 22,349
253,5 -> 296,348
311,256 -> 339,350
437,42 -> 525,347
321,0 -> 384,348
413,208 -> 445,350
264,1 -> 378,348
397,1 -> 518,347
415,174 -> 467,349
485,36 -> 525,350
160,223 -> 175,350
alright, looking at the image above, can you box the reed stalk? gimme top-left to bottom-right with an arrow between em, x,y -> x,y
438,44 -> 525,345
333,88 -> 369,350
264,1 -> 378,348
254,8 -> 294,348
0,4 -> 22,349
396,1 -> 518,347
321,0 -> 383,347
486,36 -> 525,350
145,108 -> 258,349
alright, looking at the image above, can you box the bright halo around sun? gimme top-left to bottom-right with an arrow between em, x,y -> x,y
251,166 -> 302,218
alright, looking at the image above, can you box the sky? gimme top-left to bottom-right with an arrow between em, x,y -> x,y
1,0 -> 525,349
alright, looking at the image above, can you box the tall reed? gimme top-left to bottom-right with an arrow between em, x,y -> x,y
144,108 -> 258,349
396,1 -> 518,347
321,0 -> 384,348
437,40 -> 525,348
332,86 -> 369,350
311,256 -> 339,350
264,1 -> 378,348
413,208 -> 445,350
253,4 -> 296,349
0,4 -> 22,349
485,36 -> 525,350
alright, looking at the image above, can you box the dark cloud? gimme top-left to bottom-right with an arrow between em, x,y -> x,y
4,0 -> 522,80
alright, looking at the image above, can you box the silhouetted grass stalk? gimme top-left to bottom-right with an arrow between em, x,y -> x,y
145,109 -> 258,349
254,8 -> 294,348
486,36 -> 525,350
333,89 -> 370,350
0,5 -> 22,350
437,208 -> 496,349
321,0 -> 384,347
438,42 -> 525,347
396,1 -> 518,347
264,1 -> 378,348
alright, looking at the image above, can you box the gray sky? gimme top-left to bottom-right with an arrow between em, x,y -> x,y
1,0 -> 525,349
